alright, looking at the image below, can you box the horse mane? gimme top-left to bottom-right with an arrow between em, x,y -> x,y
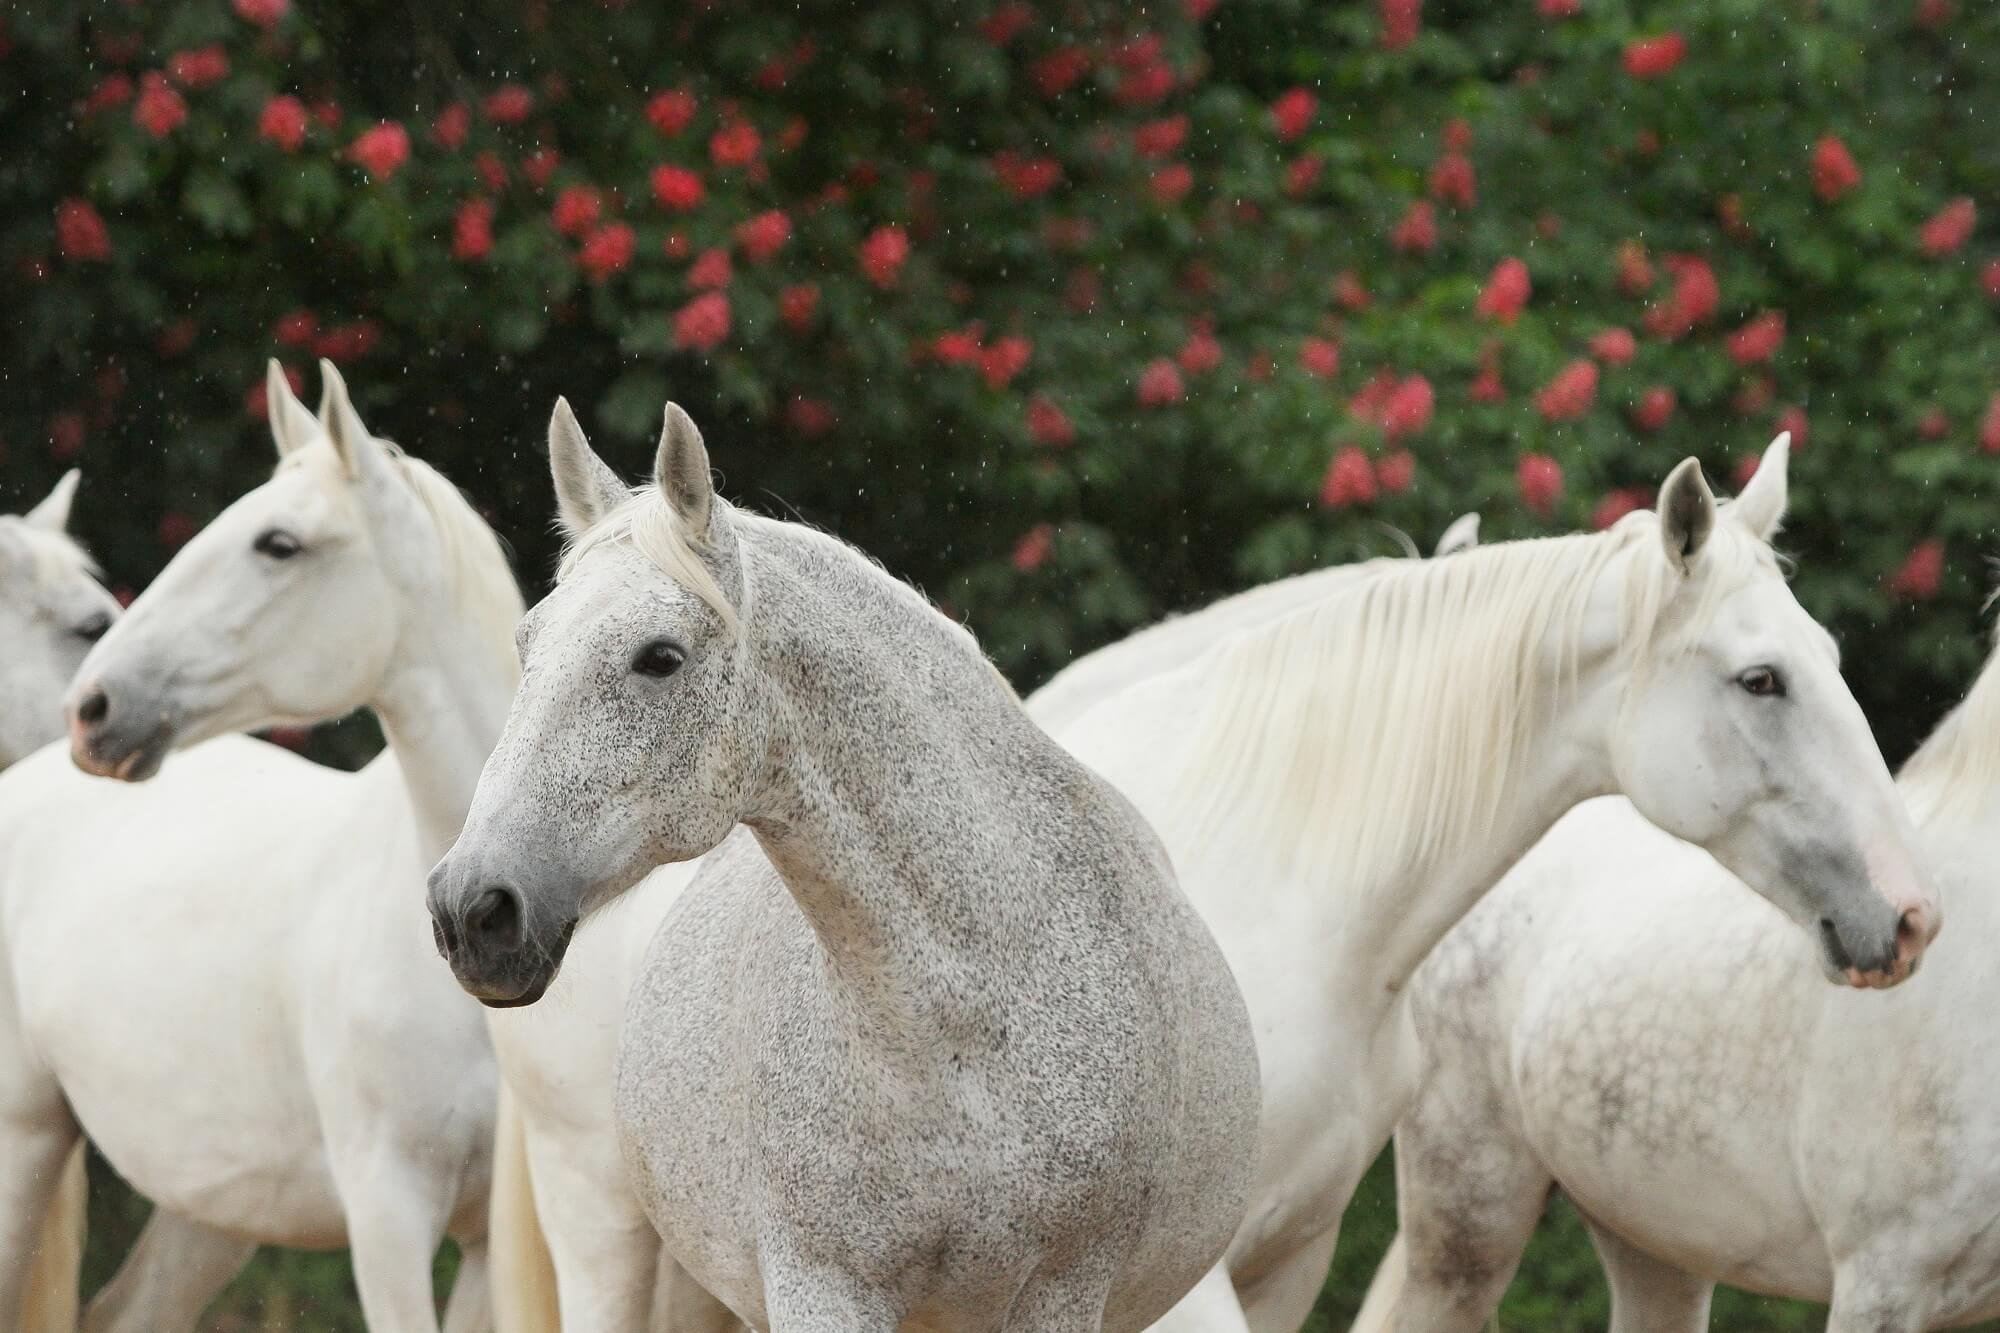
0,515 -> 101,589
282,441 -> 525,676
1170,511 -> 1777,888
1898,619 -> 2000,827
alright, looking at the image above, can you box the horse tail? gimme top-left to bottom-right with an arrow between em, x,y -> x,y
1349,1229 -> 1407,1333
490,1085 -> 561,1333
20,1141 -> 86,1333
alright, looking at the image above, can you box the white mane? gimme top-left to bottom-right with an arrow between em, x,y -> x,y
560,486 -> 738,633
282,442 -> 524,677
1898,620 -> 2000,828
0,515 -> 101,590
1172,512 -> 1778,889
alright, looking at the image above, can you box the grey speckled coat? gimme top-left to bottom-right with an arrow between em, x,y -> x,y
429,402 -> 1261,1333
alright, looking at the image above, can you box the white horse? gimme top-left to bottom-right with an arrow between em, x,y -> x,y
0,471 -> 120,1333
1042,437 -> 1934,1332
0,363 -> 518,1331
1356,623 -> 2000,1332
480,510 -> 1483,1333
430,400 -> 1264,1332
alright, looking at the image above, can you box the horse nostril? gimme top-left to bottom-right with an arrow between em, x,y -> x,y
431,912 -> 457,961
74,686 -> 109,728
465,886 -> 523,953
1896,904 -> 1936,957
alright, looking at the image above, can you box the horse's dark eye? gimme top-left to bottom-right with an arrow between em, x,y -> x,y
1737,666 -> 1784,698
633,640 -> 686,678
254,529 -> 303,560
74,611 -> 111,643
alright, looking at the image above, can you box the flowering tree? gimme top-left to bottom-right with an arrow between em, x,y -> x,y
12,4 -> 1999,1323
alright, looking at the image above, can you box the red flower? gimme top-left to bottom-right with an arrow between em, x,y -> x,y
1812,135 -> 1862,202
1299,338 -> 1340,378
1376,450 -> 1415,494
979,336 -> 1032,389
1616,239 -> 1654,296
1150,163 -> 1194,204
1391,201 -> 1436,253
134,73 -> 188,137
1920,197 -> 1976,257
1476,258 -> 1531,324
1333,270 -> 1370,312
1380,0 -> 1421,50
1538,0 -> 1582,17
1271,88 -> 1317,141
859,225 -> 911,288
785,396 -> 837,439
158,511 -> 199,551
155,319 -> 198,360
483,84 -> 534,124
1589,328 -> 1638,365
349,123 -> 411,180
1535,360 -> 1599,421
1517,453 -> 1564,514
650,165 -> 705,213
1114,61 -> 1175,108
1916,0 -> 1953,30
521,148 -> 560,190
1727,311 -> 1786,365
1643,255 -> 1719,339
1012,524 -> 1055,573
709,120 -> 762,170
688,247 -> 732,291
1429,151 -> 1476,208
1919,407 -> 1951,440
1135,116 -> 1188,159
647,89 -> 697,136
1381,375 -> 1434,440
433,103 -> 470,150
259,95 -> 308,151
1444,118 -> 1473,151
1178,330 -> 1223,375
1027,396 -> 1074,447
1593,487 -> 1648,530
1031,48 -> 1092,98
578,223 -> 635,283
1623,33 -> 1687,79
452,198 -> 495,261
935,327 -> 983,366
274,310 -> 318,347
313,320 -> 381,363
233,0 -> 290,28
737,210 -> 792,262
1319,447 -> 1377,507
1470,366 -> 1505,403
1137,358 -> 1185,407
1981,394 -> 2000,453
994,153 -> 1063,200
673,292 -> 731,352
979,3 -> 1033,45
56,199 -> 111,262
779,284 -> 819,334
476,152 -> 508,191
48,412 -> 86,461
1286,154 -> 1324,198
551,186 -> 601,238
313,100 -> 341,130
1890,539 -> 1944,600
169,46 -> 229,90
1775,405 -> 1810,450
82,74 -> 134,116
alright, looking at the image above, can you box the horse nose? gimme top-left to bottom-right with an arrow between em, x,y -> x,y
72,683 -> 109,729
1896,902 -> 1939,969
464,885 -> 524,955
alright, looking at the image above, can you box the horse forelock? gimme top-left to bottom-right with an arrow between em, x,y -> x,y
1167,511 -> 1781,889
0,514 -> 100,589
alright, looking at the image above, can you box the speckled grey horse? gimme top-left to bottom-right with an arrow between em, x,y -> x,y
429,400 -> 1262,1332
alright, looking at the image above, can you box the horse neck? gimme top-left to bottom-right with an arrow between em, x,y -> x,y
738,526 -> 1053,1035
1899,637 -> 2000,841
367,553 -> 522,863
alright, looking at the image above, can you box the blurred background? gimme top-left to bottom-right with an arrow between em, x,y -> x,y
5,0 -> 1998,1326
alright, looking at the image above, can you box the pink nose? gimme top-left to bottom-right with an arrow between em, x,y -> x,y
1846,901 -> 1939,991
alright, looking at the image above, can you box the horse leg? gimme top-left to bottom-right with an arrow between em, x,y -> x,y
81,1209 -> 255,1333
1005,1262 -> 1114,1333
1826,1262 -> 1932,1333
761,1257 -> 901,1333
1387,1110 -> 1552,1333
0,1091 -> 81,1325
331,1141 -> 456,1333
1239,1224 -> 1340,1332
1143,1261 -> 1252,1333
525,1124 -> 660,1330
440,1237 -> 491,1333
652,1253 -> 745,1333
1582,1218 -> 1712,1333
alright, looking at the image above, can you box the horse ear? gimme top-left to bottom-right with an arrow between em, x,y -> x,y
1657,457 -> 1717,575
317,360 -> 385,482
266,359 -> 318,458
1729,432 -> 1791,541
24,469 -> 80,533
654,402 -> 713,540
548,397 -> 628,537
1434,512 -> 1480,557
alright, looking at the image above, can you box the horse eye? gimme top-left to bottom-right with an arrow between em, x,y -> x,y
74,611 -> 111,643
254,529 -> 303,560
1737,666 -> 1784,698
632,640 -> 687,679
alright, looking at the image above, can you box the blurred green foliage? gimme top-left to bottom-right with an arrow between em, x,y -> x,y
8,0 -> 2000,1325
